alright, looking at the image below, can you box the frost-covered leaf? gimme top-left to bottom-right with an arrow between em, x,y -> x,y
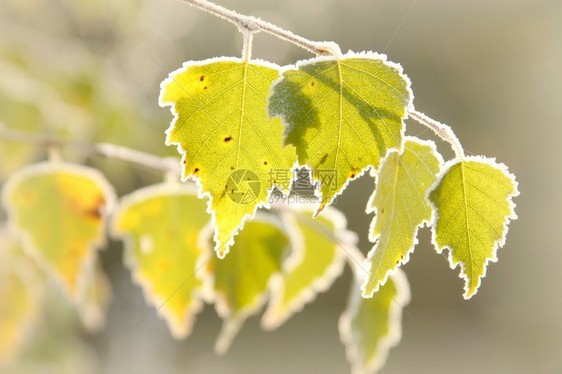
112,183 -> 209,338
340,270 -> 410,374
160,58 -> 297,257
205,215 -> 289,354
362,139 -> 441,296
0,231 -> 41,363
429,158 -> 519,299
269,52 -> 412,213
262,206 -> 349,330
1,162 -> 115,298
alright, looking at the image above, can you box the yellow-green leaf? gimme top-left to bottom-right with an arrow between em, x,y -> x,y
160,58 -> 297,257
205,215 -> 290,354
112,183 -> 209,338
362,139 -> 442,297
340,270 -> 410,374
429,157 -> 519,299
270,52 -> 412,213
2,162 -> 115,298
262,206 -> 348,330
0,231 -> 41,363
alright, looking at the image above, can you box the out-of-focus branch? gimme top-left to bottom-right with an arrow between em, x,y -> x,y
0,124 -> 180,173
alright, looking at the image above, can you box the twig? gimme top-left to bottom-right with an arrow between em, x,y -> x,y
0,124 -> 180,173
177,0 -> 340,56
409,110 -> 465,159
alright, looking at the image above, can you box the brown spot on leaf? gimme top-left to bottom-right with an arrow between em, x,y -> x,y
224,136 -> 232,142
85,208 -> 102,220
200,75 -> 205,81
263,161 -> 268,165
84,195 -> 105,220
194,168 -> 200,173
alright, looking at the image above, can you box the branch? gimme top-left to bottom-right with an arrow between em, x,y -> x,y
0,124 -> 180,173
409,110 -> 465,159
177,0 -> 340,56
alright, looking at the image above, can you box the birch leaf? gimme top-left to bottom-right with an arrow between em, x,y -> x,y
160,58 -> 296,257
269,52 -> 412,213
362,139 -> 441,296
112,183 -> 209,338
429,157 -> 519,299
262,206 -> 349,330
2,162 -> 115,299
0,231 -> 41,363
340,270 -> 410,374
206,215 -> 289,354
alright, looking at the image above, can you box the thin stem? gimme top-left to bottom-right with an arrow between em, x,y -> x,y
241,29 -> 253,62
409,109 -> 465,160
0,124 -> 180,173
177,0 -> 341,56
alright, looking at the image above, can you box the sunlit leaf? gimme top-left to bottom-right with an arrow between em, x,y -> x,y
112,183 -> 209,338
0,231 -> 41,363
160,58 -> 297,257
340,269 -> 410,374
1,162 -> 115,298
429,157 -> 519,299
362,139 -> 442,296
262,205 -> 349,330
269,52 -> 412,213
205,215 -> 290,354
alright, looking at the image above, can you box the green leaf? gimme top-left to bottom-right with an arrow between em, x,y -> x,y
160,58 -> 297,257
112,183 -> 209,338
0,230 -> 42,363
262,206 -> 349,330
269,52 -> 412,213
340,270 -> 410,374
429,157 -> 519,299
362,139 -> 442,296
1,162 -> 115,299
205,215 -> 290,354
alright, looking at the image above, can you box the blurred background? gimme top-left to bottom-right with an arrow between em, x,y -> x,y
0,0 -> 561,372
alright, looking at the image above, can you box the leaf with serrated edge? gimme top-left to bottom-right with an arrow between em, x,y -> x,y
362,138 -> 442,297
202,214 -> 289,354
1,162 -> 115,299
0,230 -> 42,363
112,183 -> 210,339
262,204 -> 350,330
429,157 -> 519,299
269,51 -> 412,214
340,269 -> 410,374
160,58 -> 297,257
